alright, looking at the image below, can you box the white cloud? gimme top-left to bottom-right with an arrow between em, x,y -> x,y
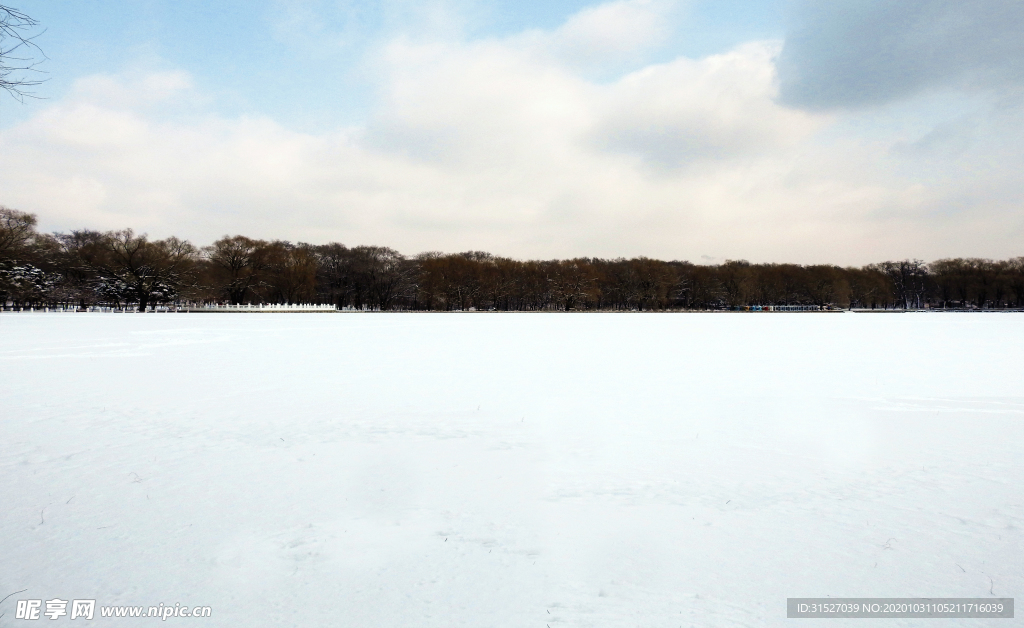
551,0 -> 678,63
0,0 -> 1022,264
68,70 -> 194,109
591,42 -> 821,166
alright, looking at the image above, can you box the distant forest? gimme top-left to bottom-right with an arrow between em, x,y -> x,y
2,208 -> 1023,312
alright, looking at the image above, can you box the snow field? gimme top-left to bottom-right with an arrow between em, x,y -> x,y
1,312 -> 1022,627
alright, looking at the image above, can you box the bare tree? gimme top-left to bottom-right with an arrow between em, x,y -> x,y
1006,258 -> 1024,308
204,235 -> 272,304
96,230 -> 198,311
845,266 -> 890,309
872,260 -> 927,309
548,259 -> 598,311
718,260 -> 754,308
49,230 -> 106,308
0,207 -> 39,305
262,242 -> 317,304
674,263 -> 723,310
802,265 -> 849,307
485,257 -> 523,311
0,206 -> 36,260
0,5 -> 45,101
311,242 -> 351,309
351,246 -> 414,310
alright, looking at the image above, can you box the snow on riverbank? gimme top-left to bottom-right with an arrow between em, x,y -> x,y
1,313 -> 1021,626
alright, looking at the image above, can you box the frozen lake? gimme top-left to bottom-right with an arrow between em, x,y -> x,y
1,312 -> 1022,626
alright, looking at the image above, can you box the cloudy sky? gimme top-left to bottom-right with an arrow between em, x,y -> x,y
1,0 -> 1022,264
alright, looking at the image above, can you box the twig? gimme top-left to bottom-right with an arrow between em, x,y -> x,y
0,589 -> 28,606
0,5 -> 48,101
956,564 -> 965,572
39,507 -> 44,525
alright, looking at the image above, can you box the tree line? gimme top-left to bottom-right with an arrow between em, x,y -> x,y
2,207 -> 1023,312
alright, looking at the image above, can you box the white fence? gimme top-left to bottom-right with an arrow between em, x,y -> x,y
1,303 -> 340,313
735,305 -> 825,312
185,303 -> 337,312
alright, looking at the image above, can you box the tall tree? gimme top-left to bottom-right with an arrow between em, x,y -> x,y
95,230 -> 198,311
0,206 -> 36,261
267,242 -> 318,304
0,207 -> 41,305
1006,258 -> 1024,308
312,242 -> 353,309
204,236 -> 272,304
548,258 -> 598,311
350,246 -> 414,310
873,260 -> 927,309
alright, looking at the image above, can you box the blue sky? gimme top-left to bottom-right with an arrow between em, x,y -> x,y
1,0 -> 1022,263
5,0 -> 785,128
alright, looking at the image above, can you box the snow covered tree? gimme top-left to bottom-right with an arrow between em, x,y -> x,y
547,258 -> 598,311
0,261 -> 55,305
872,260 -> 928,309
93,230 -> 198,311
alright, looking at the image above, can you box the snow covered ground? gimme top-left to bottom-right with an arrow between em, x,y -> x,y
1,312 -> 1021,627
